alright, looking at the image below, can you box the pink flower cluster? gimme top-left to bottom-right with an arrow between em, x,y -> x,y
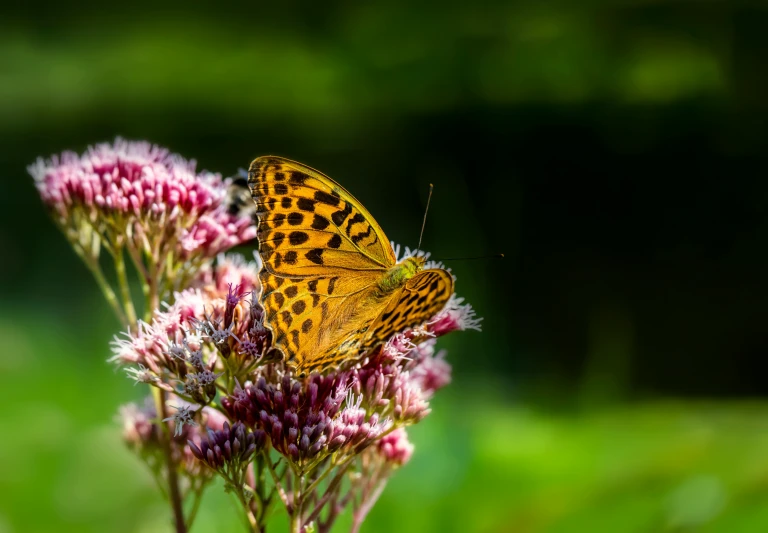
110,253 -> 260,374
28,138 -> 256,259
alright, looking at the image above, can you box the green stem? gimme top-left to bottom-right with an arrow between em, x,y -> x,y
304,459 -> 354,526
77,247 -> 128,327
113,243 -> 137,325
290,470 -> 305,533
147,264 -> 160,322
236,486 -> 261,533
350,465 -> 389,533
302,458 -> 338,498
265,455 -> 290,509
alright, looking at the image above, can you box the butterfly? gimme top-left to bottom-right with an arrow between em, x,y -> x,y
247,156 -> 453,375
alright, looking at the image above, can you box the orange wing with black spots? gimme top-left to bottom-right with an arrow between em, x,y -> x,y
249,156 -> 395,276
362,269 -> 454,351
248,156 -> 454,375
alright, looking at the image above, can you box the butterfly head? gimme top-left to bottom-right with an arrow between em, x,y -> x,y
378,256 -> 425,294
401,255 -> 426,275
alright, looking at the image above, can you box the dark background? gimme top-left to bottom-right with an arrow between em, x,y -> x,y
2,1 -> 768,532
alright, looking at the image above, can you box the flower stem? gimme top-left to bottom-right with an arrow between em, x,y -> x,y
305,457 -> 355,526
235,485 -> 261,533
153,387 -> 187,533
290,470 -> 305,533
351,477 -> 388,533
77,246 -> 128,327
113,244 -> 137,325
265,455 -> 290,508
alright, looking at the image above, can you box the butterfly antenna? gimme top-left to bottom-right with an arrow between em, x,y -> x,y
438,253 -> 505,261
417,183 -> 434,250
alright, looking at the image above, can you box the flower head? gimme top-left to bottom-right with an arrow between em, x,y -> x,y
119,398 -> 159,450
188,421 -> 266,471
29,140 -> 257,324
29,139 -> 256,259
164,404 -> 199,437
376,428 -> 414,467
109,254 -> 267,383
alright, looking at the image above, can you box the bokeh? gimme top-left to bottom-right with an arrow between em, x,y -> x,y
2,1 -> 768,531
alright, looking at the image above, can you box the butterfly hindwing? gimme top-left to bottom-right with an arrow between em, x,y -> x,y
362,269 -> 454,352
260,271 -> 382,370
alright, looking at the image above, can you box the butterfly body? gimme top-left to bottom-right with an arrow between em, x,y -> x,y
248,156 -> 453,375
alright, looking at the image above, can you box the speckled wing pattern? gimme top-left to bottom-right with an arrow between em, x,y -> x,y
248,156 -> 453,374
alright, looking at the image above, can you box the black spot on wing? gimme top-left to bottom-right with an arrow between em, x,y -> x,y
292,300 -> 306,314
289,171 -> 310,184
306,249 -> 324,265
327,234 -> 342,248
285,285 -> 298,298
314,190 -> 340,206
331,203 -> 352,226
327,276 -> 338,295
289,231 -> 309,245
311,214 -> 330,230
273,183 -> 289,195
284,251 -> 298,265
297,198 -> 316,212
287,213 -> 304,226
262,197 -> 277,211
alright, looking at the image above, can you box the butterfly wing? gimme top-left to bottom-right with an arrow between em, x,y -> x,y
248,156 -> 398,371
283,269 -> 455,374
361,269 -> 454,353
249,156 -> 396,276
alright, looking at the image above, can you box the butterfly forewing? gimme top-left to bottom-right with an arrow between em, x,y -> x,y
249,156 -> 396,277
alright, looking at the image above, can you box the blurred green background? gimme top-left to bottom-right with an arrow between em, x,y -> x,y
2,1 -> 768,531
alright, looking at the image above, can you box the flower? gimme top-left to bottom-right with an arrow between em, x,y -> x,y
188,421 -> 266,471
223,373 -> 389,467
408,342 -> 452,398
164,404 -> 199,437
429,295 -> 482,335
119,398 -> 159,450
376,428 -> 414,467
194,252 -> 261,296
109,253 -> 265,380
29,139 -> 257,326
124,363 -> 159,386
29,138 -> 256,259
